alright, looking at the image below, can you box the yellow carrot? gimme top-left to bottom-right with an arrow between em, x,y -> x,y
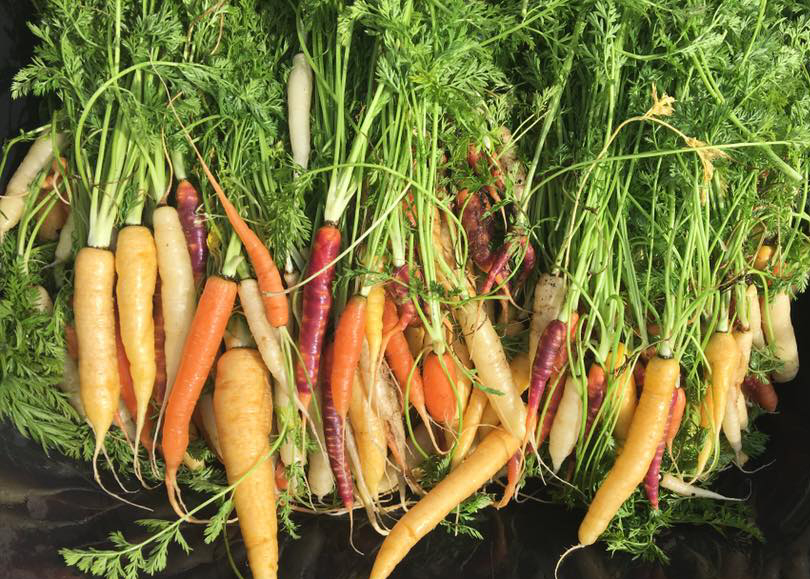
370,429 -> 520,579
214,349 -> 277,579
349,370 -> 387,498
607,344 -> 636,442
365,284 -> 385,370
579,356 -> 679,545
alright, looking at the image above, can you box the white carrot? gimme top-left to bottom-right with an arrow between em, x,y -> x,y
287,53 -> 314,170
549,375 -> 583,473
660,474 -> 745,501
307,388 -> 334,501
747,285 -> 764,349
1,131 -> 66,238
529,273 -> 566,366
763,292 -> 799,382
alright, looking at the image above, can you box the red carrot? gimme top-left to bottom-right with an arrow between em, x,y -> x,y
584,363 -> 606,438
457,188 -> 495,272
296,224 -> 341,407
480,242 -> 512,295
741,375 -> 778,412
386,264 -> 421,333
496,450 -> 521,508
515,240 -> 536,288
152,279 -> 167,407
644,389 -> 677,509
321,343 -> 353,509
175,179 -> 208,285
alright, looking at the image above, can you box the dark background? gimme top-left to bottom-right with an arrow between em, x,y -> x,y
2,1 -> 810,578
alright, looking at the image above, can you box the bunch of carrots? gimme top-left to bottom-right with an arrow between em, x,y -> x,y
1,1 -> 809,578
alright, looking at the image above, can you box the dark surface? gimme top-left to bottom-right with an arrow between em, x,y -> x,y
2,2 -> 810,578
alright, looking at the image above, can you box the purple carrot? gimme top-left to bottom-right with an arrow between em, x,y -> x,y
526,319 -> 566,437
480,241 -> 512,295
386,264 -> 420,331
295,224 -> 341,405
175,179 -> 208,285
321,343 -> 354,509
515,240 -> 536,287
457,188 -> 495,272
644,389 -> 678,509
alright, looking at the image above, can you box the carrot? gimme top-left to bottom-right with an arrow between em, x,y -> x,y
495,450 -> 521,509
763,292 -> 799,382
456,188 -> 495,272
695,331 -> 741,478
452,387 -> 488,468
607,344 -> 636,443
420,352 -> 456,427
213,348 -> 277,579
528,274 -> 566,367
174,178 -> 208,285
115,312 -> 155,453
152,280 -> 167,407
115,225 -> 157,475
369,429 -> 520,579
65,323 -> 79,361
666,387 -> 686,451
153,206 -> 196,400
479,241 -> 512,295
528,317 -> 568,442
307,386 -> 335,501
741,375 -> 778,412
747,284 -> 764,348
457,300 -> 527,440
365,285 -> 385,370
331,295 -> 367,419
288,53 -> 314,170
584,362 -> 606,438
578,356 -> 679,545
382,299 -> 429,419
74,247 -> 120,485
193,149 -> 287,329
659,474 -> 746,501
296,224 -> 341,405
162,275 -> 238,517
754,244 -> 773,270
196,393 -> 222,462
321,343 -> 354,509
386,265 -> 419,333
643,389 -> 677,509
549,374 -> 583,473
348,370 -> 387,498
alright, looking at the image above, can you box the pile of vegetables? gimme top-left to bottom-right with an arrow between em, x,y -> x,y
1,0 -> 809,577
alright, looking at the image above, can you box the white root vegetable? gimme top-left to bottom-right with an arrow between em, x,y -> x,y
660,474 -> 745,501
722,388 -> 746,464
764,292 -> 799,382
457,301 -> 526,440
153,206 -> 196,398
287,53 -> 314,170
737,389 -> 749,431
747,284 -> 764,348
307,399 -> 334,500
549,375 -> 582,473
54,211 -> 75,269
529,274 -> 566,366
0,131 -> 66,238
196,393 -> 223,461
60,352 -> 85,419
33,284 -> 52,313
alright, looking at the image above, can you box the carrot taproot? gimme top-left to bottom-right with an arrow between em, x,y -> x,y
644,389 -> 677,509
666,387 -> 686,451
584,362 -> 606,438
495,450 -> 521,509
423,353 -> 458,426
115,225 -> 157,474
742,375 -> 778,412
193,147 -> 287,329
74,247 -> 120,484
457,300 -> 527,440
536,316 -> 579,447
307,385 -> 334,501
382,299 -> 428,419
369,429 -> 520,579
153,206 -> 196,399
365,285 -> 385,370
695,331 -> 741,478
607,344 -> 637,443
579,356 -> 680,545
214,348 -> 277,579
162,275 -> 237,517
528,317 -> 568,442
763,292 -> 799,383
549,374 -> 583,473
115,312 -> 155,453
754,244 -> 773,270
528,274 -> 566,367
321,343 -> 354,509
196,393 -> 222,462
452,387 -> 488,469
288,53 -> 314,170
331,295 -> 366,419
296,224 -> 341,406
152,280 -> 167,407
451,341 -> 475,419
348,370 -> 387,498
174,179 -> 208,286
747,285 -> 764,348
456,188 -> 495,272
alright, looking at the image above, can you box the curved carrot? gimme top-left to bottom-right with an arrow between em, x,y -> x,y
331,295 -> 367,419
194,157 -> 286,327
162,275 -> 237,517
526,319 -> 566,440
296,224 -> 341,406
579,356 -> 680,545
175,179 -> 208,285
423,353 -> 458,425
382,299 -> 427,415
115,313 -> 155,452
666,387 -> 686,450
321,343 -> 353,509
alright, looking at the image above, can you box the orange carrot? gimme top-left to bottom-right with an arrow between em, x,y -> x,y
331,295 -> 367,419
382,300 -> 427,414
423,353 -> 458,425
194,157 -> 287,328
666,387 -> 686,450
65,323 -> 79,361
162,275 -> 238,517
